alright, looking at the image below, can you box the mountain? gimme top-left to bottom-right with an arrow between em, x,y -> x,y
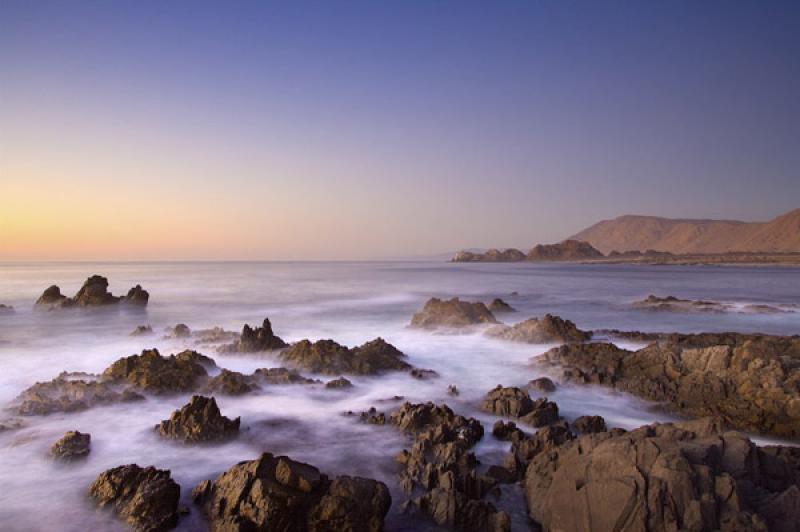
570,208 -> 800,254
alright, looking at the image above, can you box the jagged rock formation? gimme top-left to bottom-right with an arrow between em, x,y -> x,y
130,325 -> 154,336
410,298 -> 499,329
572,415 -> 607,434
49,430 -> 91,461
192,452 -> 391,531
218,318 -> 288,353
452,240 -> 604,262
487,298 -> 516,313
539,333 -> 800,437
155,395 -> 240,443
35,275 -> 149,309
452,249 -> 526,262
203,369 -> 259,395
165,324 -> 191,338
280,337 -> 411,375
103,349 -> 214,393
89,464 -> 180,532
480,386 -> 560,428
12,372 -> 144,415
485,314 -> 590,344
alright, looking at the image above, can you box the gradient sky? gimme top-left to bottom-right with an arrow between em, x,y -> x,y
2,1 -> 799,260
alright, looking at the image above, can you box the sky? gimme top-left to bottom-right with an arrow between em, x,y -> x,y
1,1 -> 799,260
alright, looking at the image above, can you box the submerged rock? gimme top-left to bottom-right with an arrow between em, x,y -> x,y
12,372 -> 144,415
539,333 -> 800,438
487,298 -> 516,313
325,377 -> 353,389
130,325 -> 154,336
192,452 -> 391,531
50,430 -> 91,461
203,369 -> 259,395
103,349 -> 213,393
527,377 -> 557,393
0,304 -> 14,315
35,275 -> 149,309
218,318 -> 288,353
409,297 -> 499,329
89,464 -> 180,532
410,368 -> 439,380
485,314 -> 590,344
165,324 -> 191,338
252,367 -> 320,384
155,395 -> 240,443
280,337 -> 411,375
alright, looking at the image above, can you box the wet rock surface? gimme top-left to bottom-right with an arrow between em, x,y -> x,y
103,349 -> 213,393
218,318 -> 288,353
325,377 -> 353,389
480,386 -> 560,428
524,418 -> 800,532
487,298 -> 516,313
130,325 -> 154,336
572,415 -> 607,434
49,430 -> 91,461
35,275 -> 149,309
155,395 -> 240,443
12,372 -> 144,415
192,452 -> 391,531
410,297 -> 499,329
410,368 -> 439,380
540,333 -> 800,437
203,369 -> 259,395
485,314 -> 591,344
634,294 -> 795,314
527,377 -> 556,393
280,337 -> 412,375
89,464 -> 180,532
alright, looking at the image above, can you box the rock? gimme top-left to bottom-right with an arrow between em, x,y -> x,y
571,415 -> 607,434
124,285 -> 150,306
504,424 -> 574,479
492,420 -> 524,441
166,324 -> 191,338
485,314 -> 591,344
409,297 -> 499,329
487,298 -> 516,313
49,430 -> 91,461
410,368 -> 439,380
192,327 -> 239,345
0,303 -> 14,315
36,276 -> 150,309
539,334 -> 800,438
390,402 -> 484,446
519,398 -> 560,428
192,452 -> 390,531
357,407 -> 388,425
480,386 -> 534,418
218,318 -> 288,353
35,285 -> 71,308
130,325 -> 153,336
452,248 -> 527,262
203,369 -> 258,395
103,349 -> 213,393
404,487 -> 511,532
526,240 -> 604,261
447,385 -> 460,396
524,419 -> 800,532
12,372 -> 144,415
253,367 -> 320,384
527,377 -> 556,393
0,418 -> 25,431
89,464 -> 180,532
155,396 -> 239,443
325,377 -> 353,389
280,337 -> 412,375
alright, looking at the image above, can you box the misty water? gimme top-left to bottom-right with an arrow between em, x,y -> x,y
1,261 -> 799,531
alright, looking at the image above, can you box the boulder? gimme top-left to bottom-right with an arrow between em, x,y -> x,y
485,314 -> 590,344
409,297 -> 499,329
218,318 -> 288,353
480,386 -> 534,418
519,398 -> 560,428
280,337 -> 411,375
487,298 -> 516,313
447,385 -> 460,396
203,369 -> 259,395
491,420 -> 524,441
35,285 -> 71,308
35,275 -> 151,309
325,377 -> 353,389
130,325 -> 154,336
103,349 -> 213,393
73,275 -> 122,306
89,464 -> 180,532
253,367 -> 320,384
50,430 -> 91,461
124,284 -> 150,306
12,372 -> 144,415
192,452 -> 390,531
0,303 -> 14,315
527,377 -> 556,393
410,368 -> 439,380
504,424 -> 574,479
155,395 -> 240,443
165,324 -> 191,338
572,415 -> 607,434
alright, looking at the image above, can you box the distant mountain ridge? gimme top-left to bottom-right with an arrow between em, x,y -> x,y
570,208 -> 800,254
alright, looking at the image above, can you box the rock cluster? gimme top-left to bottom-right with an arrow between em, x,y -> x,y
409,298 -> 499,329
485,314 -> 590,344
89,464 -> 180,532
452,249 -> 527,262
524,418 -> 800,532
633,294 -> 794,314
218,318 -> 288,353
480,386 -> 560,427
103,349 -> 214,393
155,395 -> 240,443
539,333 -> 800,437
12,372 -> 143,415
50,430 -> 91,461
203,369 -> 259,395
280,337 -> 412,375
35,275 -> 149,309
192,452 -> 391,531
451,240 -> 604,262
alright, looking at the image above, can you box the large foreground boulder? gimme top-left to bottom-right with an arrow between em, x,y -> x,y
280,337 -> 411,375
35,275 -> 149,309
155,395 -> 240,443
524,419 -> 800,532
410,298 -> 499,329
539,333 -> 800,438
485,314 -> 590,344
218,318 -> 288,353
50,430 -> 91,461
103,349 -> 214,393
89,464 -> 180,532
192,453 -> 390,531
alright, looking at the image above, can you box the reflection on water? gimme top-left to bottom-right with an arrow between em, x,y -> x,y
0,262 -> 799,530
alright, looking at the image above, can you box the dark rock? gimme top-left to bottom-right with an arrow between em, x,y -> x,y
485,314 -> 590,344
492,420 -> 524,441
36,276 -> 151,309
155,395 -> 239,443
357,407 -> 387,425
504,424 -> 574,479
192,327 -> 239,345
539,334 -> 800,438
166,324 -> 191,338
103,349 -> 212,393
218,318 -> 288,353
487,298 -> 516,313
124,285 -> 150,306
390,402 -> 484,447
519,398 -> 560,428
527,377 -> 556,393
410,368 -> 439,380
404,487 -> 511,532
130,325 -> 153,336
73,275 -> 121,306
89,464 -> 180,532
192,452 -> 390,531
0,304 -> 14,315
447,385 -> 460,396
253,367 -> 320,384
325,377 -> 353,389
526,240 -> 604,261
203,369 -> 258,395
49,430 -> 90,461
12,372 -> 143,415
571,415 -> 607,434
35,285 -> 71,308
452,248 -> 526,262
480,386 -> 534,418
280,337 -> 411,375
410,297 -> 499,329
